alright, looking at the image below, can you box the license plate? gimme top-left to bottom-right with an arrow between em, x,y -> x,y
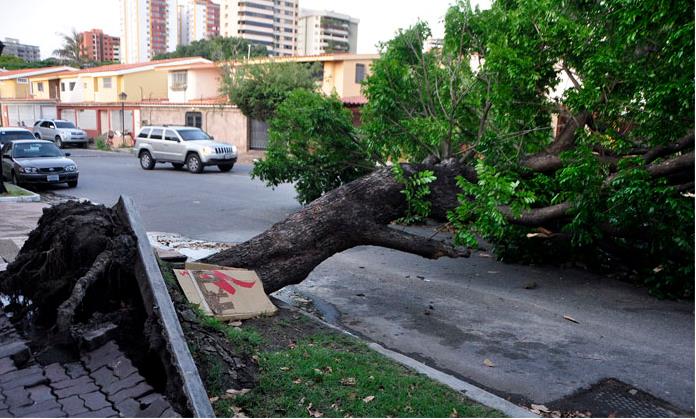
47,175 -> 59,182
224,153 -> 232,159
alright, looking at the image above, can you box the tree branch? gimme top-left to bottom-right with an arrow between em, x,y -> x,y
364,225 -> 469,259
499,202 -> 572,227
643,132 -> 694,164
646,151 -> 695,178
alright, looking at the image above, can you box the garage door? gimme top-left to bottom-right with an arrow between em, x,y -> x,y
78,109 -> 97,130
6,104 -> 37,127
61,109 -> 76,124
40,105 -> 57,120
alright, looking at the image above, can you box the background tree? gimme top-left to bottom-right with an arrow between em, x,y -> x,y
53,29 -> 86,66
252,89 -> 373,204
154,36 -> 268,61
223,61 -> 320,121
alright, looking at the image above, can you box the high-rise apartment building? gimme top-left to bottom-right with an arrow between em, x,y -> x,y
2,38 -> 41,62
178,0 -> 220,46
297,10 -> 358,55
80,29 -> 121,62
219,0 -> 298,56
120,0 -> 179,63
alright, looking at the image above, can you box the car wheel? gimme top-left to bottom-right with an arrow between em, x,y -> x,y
67,180 -> 78,188
186,153 -> 203,173
11,171 -> 19,186
140,151 -> 156,170
172,163 -> 184,170
218,164 -> 234,172
34,133 -> 41,139
55,136 -> 63,148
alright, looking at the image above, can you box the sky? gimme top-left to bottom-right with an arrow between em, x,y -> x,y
0,0 -> 490,60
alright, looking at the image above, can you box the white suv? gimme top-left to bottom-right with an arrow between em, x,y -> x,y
134,126 -> 237,173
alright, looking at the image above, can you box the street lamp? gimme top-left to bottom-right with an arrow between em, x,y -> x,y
119,91 -> 128,146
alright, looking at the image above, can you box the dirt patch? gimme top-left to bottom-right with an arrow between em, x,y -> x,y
243,300 -> 331,352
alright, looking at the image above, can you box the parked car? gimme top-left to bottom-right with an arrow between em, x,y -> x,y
0,127 -> 35,145
1,140 -> 79,187
134,125 -> 237,173
32,119 -> 88,148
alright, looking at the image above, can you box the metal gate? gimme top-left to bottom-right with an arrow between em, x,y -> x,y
249,119 -> 268,150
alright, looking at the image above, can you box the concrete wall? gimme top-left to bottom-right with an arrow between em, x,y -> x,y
141,106 -> 249,152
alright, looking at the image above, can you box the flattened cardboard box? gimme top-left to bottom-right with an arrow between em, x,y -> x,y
174,262 -> 277,320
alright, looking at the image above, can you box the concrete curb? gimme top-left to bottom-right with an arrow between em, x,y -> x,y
367,343 -> 539,418
115,196 -> 214,418
0,184 -> 40,202
271,297 -> 538,418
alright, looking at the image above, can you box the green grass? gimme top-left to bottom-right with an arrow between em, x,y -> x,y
226,334 -> 502,418
191,305 -> 264,352
156,260 -> 500,417
1,183 -> 31,197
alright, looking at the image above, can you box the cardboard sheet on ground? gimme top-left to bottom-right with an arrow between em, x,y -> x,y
174,262 -> 277,320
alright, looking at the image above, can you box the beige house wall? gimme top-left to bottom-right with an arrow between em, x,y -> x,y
0,80 -> 31,99
123,72 -> 169,101
141,106 -> 250,152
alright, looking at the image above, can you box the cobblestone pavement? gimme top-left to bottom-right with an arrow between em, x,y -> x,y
0,311 -> 181,418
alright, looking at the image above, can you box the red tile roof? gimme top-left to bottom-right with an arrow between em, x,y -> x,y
74,57 -> 209,74
0,66 -> 74,79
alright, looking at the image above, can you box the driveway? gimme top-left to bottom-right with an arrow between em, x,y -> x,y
41,149 -> 695,413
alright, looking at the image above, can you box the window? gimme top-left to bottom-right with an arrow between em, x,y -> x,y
37,82 -> 44,92
149,128 -> 163,140
355,63 -> 366,83
69,82 -> 76,91
41,121 -> 52,128
17,78 -> 28,84
61,82 -> 66,92
137,128 -> 151,138
185,112 -> 202,128
103,77 -> 112,88
164,129 -> 179,141
170,71 -> 187,91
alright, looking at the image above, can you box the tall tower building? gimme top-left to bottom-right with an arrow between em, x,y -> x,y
219,0 -> 298,56
179,0 -> 220,46
297,10 -> 359,55
80,29 -> 121,62
120,0 -> 179,63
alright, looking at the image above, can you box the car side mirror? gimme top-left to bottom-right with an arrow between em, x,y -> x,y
64,152 -> 71,157
209,136 -> 214,140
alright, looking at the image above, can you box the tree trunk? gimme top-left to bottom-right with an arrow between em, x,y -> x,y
204,159 -> 468,293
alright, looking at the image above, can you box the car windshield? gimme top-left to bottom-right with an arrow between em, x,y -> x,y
176,129 -> 210,141
0,131 -> 35,144
55,121 -> 76,129
13,142 -> 63,158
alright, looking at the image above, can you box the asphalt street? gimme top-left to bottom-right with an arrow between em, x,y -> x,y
45,149 -> 301,243
38,149 -> 695,413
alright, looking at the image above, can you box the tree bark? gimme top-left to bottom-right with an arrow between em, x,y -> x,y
204,160 -> 467,293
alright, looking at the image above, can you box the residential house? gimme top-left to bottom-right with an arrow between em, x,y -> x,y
0,66 -> 75,127
23,57 -> 210,137
241,53 -> 378,99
